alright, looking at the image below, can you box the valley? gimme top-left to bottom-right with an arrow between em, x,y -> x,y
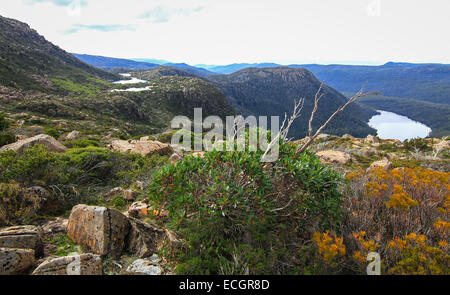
0,13 -> 448,277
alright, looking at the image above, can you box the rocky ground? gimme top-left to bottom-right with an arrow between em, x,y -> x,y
0,129 -> 448,275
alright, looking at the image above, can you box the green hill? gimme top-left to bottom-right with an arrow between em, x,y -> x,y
208,67 -> 377,139
0,15 -> 119,94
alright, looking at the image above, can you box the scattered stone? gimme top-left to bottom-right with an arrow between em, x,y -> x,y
32,254 -> 102,275
169,153 -> 182,164
67,205 -> 130,258
0,248 -> 36,275
0,225 -> 43,257
126,218 -> 166,258
0,134 -> 67,154
316,150 -> 352,165
368,159 -> 392,171
126,258 -> 162,275
66,130 -> 80,140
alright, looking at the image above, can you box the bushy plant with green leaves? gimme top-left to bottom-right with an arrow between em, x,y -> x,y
44,127 -> 60,139
0,133 -> 16,147
0,144 -> 169,224
64,139 -> 100,148
149,141 -> 344,274
0,114 -> 9,132
403,138 -> 432,152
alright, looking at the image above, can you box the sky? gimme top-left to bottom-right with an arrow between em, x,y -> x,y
1,0 -> 450,66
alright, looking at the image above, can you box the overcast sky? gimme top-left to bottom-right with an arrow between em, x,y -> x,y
1,0 -> 449,65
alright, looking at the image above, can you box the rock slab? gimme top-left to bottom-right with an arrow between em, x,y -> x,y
0,248 -> 36,275
0,225 -> 43,257
67,205 -> 130,258
0,134 -> 67,154
32,254 -> 102,275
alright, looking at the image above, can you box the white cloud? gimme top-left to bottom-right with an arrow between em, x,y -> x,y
0,0 -> 449,65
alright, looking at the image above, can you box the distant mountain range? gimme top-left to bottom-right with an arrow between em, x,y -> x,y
74,54 -> 214,77
73,53 -> 450,137
2,13 -> 448,138
73,54 -> 160,70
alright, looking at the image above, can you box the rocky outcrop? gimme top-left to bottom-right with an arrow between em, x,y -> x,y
126,218 -> 166,258
110,139 -> 173,156
0,226 -> 43,257
67,205 -> 130,258
316,150 -> 352,165
32,254 -> 102,275
0,134 -> 67,154
126,256 -> 162,275
0,248 -> 36,275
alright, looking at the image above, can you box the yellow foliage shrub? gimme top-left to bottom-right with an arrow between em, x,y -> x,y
387,233 -> 449,275
386,185 -> 418,210
312,232 -> 346,264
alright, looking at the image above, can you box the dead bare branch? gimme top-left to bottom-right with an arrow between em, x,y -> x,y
297,88 -> 380,155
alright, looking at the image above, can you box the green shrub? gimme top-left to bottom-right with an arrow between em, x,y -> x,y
0,145 -> 67,186
149,141 -> 343,274
64,139 -> 100,148
0,133 -> 16,147
403,138 -> 432,152
44,128 -> 60,139
0,114 -> 9,132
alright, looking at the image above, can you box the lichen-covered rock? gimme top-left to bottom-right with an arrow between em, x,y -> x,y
0,134 -> 67,154
32,254 -> 102,275
0,225 -> 43,257
67,205 -> 130,258
0,248 -> 36,275
316,150 -> 352,165
126,258 -> 162,275
125,218 -> 166,258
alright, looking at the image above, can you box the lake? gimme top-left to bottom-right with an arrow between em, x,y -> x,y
112,73 -> 150,91
368,110 -> 432,141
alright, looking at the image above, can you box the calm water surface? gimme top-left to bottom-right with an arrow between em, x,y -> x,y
368,110 -> 431,141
